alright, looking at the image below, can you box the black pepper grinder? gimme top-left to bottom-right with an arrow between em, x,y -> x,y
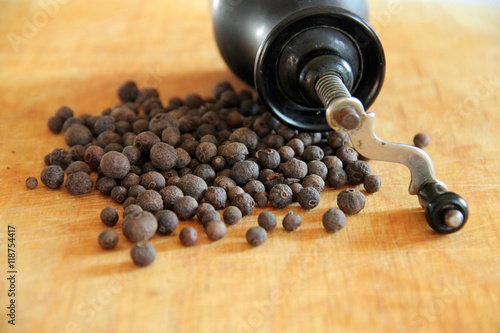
212,0 -> 469,233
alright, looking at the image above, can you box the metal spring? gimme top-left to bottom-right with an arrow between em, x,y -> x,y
315,73 -> 351,108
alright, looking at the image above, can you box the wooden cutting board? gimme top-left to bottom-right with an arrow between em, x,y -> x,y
0,1 -> 499,332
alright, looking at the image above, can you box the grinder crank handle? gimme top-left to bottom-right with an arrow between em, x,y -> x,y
325,97 -> 469,234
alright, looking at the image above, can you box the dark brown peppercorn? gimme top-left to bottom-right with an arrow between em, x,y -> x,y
255,148 -> 280,170
296,132 -> 312,147
414,133 -> 431,148
122,211 -> 158,243
302,145 -> 324,162
133,131 -> 161,156
69,145 -> 86,162
123,204 -> 143,218
204,186 -> 227,210
258,211 -> 277,231
174,196 -> 198,220
220,142 -> 248,165
205,220 -> 227,241
40,165 -> 65,189
122,146 -> 141,165
243,180 -> 265,196
98,229 -> 119,250
140,171 -> 166,191
130,242 -> 156,266
84,145 -> 106,171
149,113 -> 179,136
283,211 -> 302,231
159,185 -> 184,209
278,145 -> 295,162
322,156 -> 343,171
364,175 -> 381,193
254,191 -> 268,208
162,126 -> 181,147
47,116 -> 64,134
232,193 -> 255,216
65,124 -> 93,147
101,207 -> 119,227
177,174 -> 207,202
246,227 -> 267,246
175,148 -> 191,169
66,161 -> 91,175
269,184 -> 293,209
128,184 -> 146,199
345,160 -> 372,185
156,210 -> 178,235
100,151 -> 130,179
25,177 -> 38,190
63,117 -> 86,132
283,158 -> 308,180
322,208 -> 347,233
111,186 -> 128,203
200,210 -> 221,227
228,186 -> 245,203
229,127 -> 258,150
289,183 -> 303,202
297,186 -> 320,210
150,142 -> 177,171
96,131 -> 122,148
336,145 -> 358,164
302,174 -> 325,193
49,148 -> 71,169
211,156 -> 226,172
337,189 -> 366,215
121,173 -> 141,189
197,203 -> 215,221
118,80 -> 138,103
231,160 -> 259,186
307,160 -> 328,180
223,206 -> 242,225
55,106 -> 74,121
287,138 -> 305,156
94,116 -> 116,135
327,169 -> 347,189
327,130 -> 350,149
123,197 -> 136,209
96,177 -> 117,196
196,142 -> 218,164
193,164 -> 216,185
65,171 -> 93,195
179,227 -> 198,246
136,190 -> 163,213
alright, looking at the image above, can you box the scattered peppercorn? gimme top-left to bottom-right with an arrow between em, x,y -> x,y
269,184 -> 293,209
345,160 -> 372,185
177,174 -> 207,202
205,220 -> 227,241
258,211 -> 277,231
100,151 -> 130,179
25,177 -> 38,190
65,171 -> 93,195
253,191 -> 268,208
40,165 -> 65,189
223,206 -> 242,225
111,186 -> 128,204
122,211 -> 158,243
301,174 -> 325,193
156,210 -> 178,235
283,158 -> 308,179
413,133 -> 431,148
179,227 -> 198,246
327,169 -> 347,189
136,189 -> 163,213
66,161 -> 91,175
174,196 -> 198,220
123,204 -> 143,217
204,186 -> 227,210
246,227 -> 267,246
232,193 -> 255,216
297,187 -> 320,210
130,242 -> 156,266
100,207 -> 119,226
289,183 -> 303,202
336,145 -> 358,164
364,174 -> 381,193
322,208 -> 346,233
302,145 -> 324,162
283,211 -> 302,231
98,229 -> 119,250
337,189 -> 366,215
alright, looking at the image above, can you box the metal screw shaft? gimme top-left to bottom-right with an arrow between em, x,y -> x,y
315,73 -> 360,130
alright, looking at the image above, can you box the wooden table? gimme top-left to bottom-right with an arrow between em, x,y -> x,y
1,1 -> 499,332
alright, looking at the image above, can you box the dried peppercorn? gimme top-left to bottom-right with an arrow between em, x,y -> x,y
47,116 -> 64,134
122,146 -> 141,165
327,130 -> 350,149
282,211 -> 302,231
223,206 -> 242,225
179,227 -> 198,246
228,186 -> 245,203
194,164 -> 216,185
219,142 -> 248,165
25,177 -> 38,190
211,156 -> 226,172
197,203 -> 215,221
204,186 -> 227,210
100,207 -> 119,227
159,185 -> 184,209
122,211 -> 158,243
289,183 -> 303,202
322,156 -> 343,170
205,220 -> 227,241
123,204 -> 143,218
55,106 -> 74,121
111,186 -> 128,203
336,145 -> 358,164
230,160 -> 259,186
140,171 -> 166,191
258,211 -> 277,231
66,161 -> 91,175
49,148 -> 71,169
283,158 -> 308,179
69,145 -> 86,162
150,142 -> 177,171
246,227 -> 267,246
84,145 -> 106,171
98,229 -> 119,250
133,131 -> 161,156
200,210 -> 221,227
175,148 -> 191,169
296,132 -> 312,147
65,124 -> 93,147
174,196 -> 198,220
345,160 -> 372,185
100,151 -> 130,179
327,169 -> 347,189
65,171 -> 93,195
229,127 -> 258,150
136,190 -> 163,213
176,174 -> 207,202
255,148 -> 280,170
364,175 -> 381,193
196,142 -> 217,164
269,184 -> 293,209
243,180 -> 265,197
96,177 -> 117,196
156,210 -> 178,235
118,80 -> 138,103
162,126 -> 181,147
302,145 -> 324,162
337,189 -> 366,215
302,175 -> 325,193
40,165 -> 65,189
123,197 -> 136,209
96,131 -> 122,148
63,117 -> 86,132
322,208 -> 346,233
307,160 -> 328,180
121,173 -> 141,189
149,113 -> 179,136
278,146 -> 295,162
213,176 -> 236,193
297,186 -> 320,210
94,116 -> 116,135
127,184 -> 146,199
287,138 -> 305,156
232,193 -> 255,216
254,191 -> 268,208
130,242 -> 156,266
413,133 -> 431,148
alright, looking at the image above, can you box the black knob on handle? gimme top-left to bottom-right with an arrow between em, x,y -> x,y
419,183 -> 469,233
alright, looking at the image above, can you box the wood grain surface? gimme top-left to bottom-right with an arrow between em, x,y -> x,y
0,1 -> 499,332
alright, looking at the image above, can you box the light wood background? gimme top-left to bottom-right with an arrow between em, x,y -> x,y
0,1 -> 499,332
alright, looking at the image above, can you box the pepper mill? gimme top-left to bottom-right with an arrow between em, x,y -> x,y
211,0 -> 469,233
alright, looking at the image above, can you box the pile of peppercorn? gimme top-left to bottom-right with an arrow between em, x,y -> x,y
30,80 -> 382,266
